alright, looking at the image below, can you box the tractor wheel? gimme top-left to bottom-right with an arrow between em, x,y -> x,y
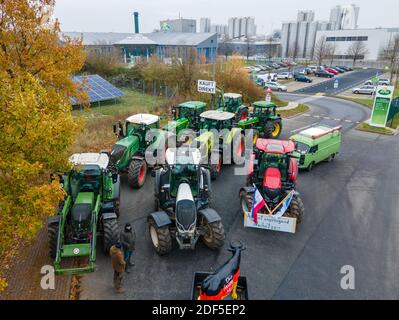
200,216 -> 225,250
210,152 -> 221,180
264,120 -> 282,139
102,218 -> 119,255
285,195 -> 304,224
239,189 -> 254,217
48,223 -> 59,259
128,159 -> 147,188
236,107 -> 249,121
148,218 -> 172,255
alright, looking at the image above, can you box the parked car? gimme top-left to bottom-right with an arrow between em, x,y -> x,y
342,66 -> 353,71
265,81 -> 288,92
324,68 -> 339,75
364,78 -> 390,86
352,85 -> 376,95
294,74 -> 313,83
257,73 -> 278,82
307,66 -> 319,74
314,70 -> 334,78
331,67 -> 345,73
255,65 -> 268,71
277,72 -> 293,80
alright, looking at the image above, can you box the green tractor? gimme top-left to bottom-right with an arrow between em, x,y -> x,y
193,110 -> 244,180
47,153 -> 120,275
238,101 -> 283,139
111,113 -> 166,188
165,101 -> 207,134
217,92 -> 249,122
148,146 -> 225,255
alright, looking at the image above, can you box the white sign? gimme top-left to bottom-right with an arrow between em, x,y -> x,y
334,79 -> 339,89
244,213 -> 297,233
198,79 -> 216,94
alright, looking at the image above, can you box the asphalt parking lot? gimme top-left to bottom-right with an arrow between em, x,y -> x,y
293,68 -> 382,95
78,94 -> 399,300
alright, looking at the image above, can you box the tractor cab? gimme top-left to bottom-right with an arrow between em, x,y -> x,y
251,139 -> 298,205
165,147 -> 202,198
238,101 -> 282,139
125,113 -> 160,140
68,153 -> 110,201
252,101 -> 277,118
168,101 -> 207,133
199,110 -> 235,131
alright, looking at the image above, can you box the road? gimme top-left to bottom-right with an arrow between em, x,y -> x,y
79,95 -> 399,300
293,68 -> 382,95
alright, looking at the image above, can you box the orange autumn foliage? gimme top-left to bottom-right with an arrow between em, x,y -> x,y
0,0 -> 86,289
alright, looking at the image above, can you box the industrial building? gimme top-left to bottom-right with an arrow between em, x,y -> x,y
221,39 -> 280,57
315,28 -> 399,62
329,4 -> 360,30
200,18 -> 211,33
281,5 -> 360,60
281,10 -> 329,59
160,18 -> 196,33
227,17 -> 256,39
62,32 -> 129,56
115,32 -> 218,64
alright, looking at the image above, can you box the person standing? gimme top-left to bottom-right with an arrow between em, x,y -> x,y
110,241 -> 126,294
121,223 -> 136,273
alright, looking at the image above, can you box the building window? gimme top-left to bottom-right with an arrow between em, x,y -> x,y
326,36 -> 368,42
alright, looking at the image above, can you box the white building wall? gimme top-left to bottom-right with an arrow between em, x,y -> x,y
297,22 -> 308,58
200,18 -> 211,33
315,28 -> 399,61
281,22 -> 290,58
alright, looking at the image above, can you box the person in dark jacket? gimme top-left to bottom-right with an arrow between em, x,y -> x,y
120,223 -> 136,273
110,241 -> 126,294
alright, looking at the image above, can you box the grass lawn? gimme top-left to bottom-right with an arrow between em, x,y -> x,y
278,104 -> 309,118
72,89 -> 168,118
338,96 -> 374,108
356,122 -> 395,135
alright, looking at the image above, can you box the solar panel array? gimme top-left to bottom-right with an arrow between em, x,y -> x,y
71,74 -> 124,105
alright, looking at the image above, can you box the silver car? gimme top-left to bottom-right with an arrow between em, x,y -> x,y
265,81 -> 288,92
352,85 -> 376,95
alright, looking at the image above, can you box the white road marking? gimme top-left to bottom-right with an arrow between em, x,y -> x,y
323,116 -> 331,120
334,118 -> 341,121
344,119 -> 352,123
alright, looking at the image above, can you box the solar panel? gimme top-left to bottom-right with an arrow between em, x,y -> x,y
71,74 -> 124,105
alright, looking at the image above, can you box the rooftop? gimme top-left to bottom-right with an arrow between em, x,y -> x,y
118,32 -> 217,46
62,32 -> 131,45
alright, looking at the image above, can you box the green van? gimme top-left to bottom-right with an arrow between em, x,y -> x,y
290,125 -> 342,171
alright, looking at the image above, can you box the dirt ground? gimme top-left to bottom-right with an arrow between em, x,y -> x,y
0,228 -> 71,300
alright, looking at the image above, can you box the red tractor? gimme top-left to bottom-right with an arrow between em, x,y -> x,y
239,139 -> 305,224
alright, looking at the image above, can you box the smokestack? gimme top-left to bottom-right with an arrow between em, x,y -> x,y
133,12 -> 139,33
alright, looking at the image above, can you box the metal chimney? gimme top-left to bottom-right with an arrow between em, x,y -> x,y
133,12 -> 139,33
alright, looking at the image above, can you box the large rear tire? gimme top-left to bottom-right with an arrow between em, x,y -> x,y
200,216 -> 225,250
128,159 -> 147,188
48,223 -> 59,259
285,195 -> 304,224
148,218 -> 172,255
264,120 -> 282,139
102,218 -> 119,255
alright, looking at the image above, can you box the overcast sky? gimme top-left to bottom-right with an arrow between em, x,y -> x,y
54,0 -> 399,34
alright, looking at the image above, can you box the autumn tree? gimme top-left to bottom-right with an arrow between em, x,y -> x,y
346,41 -> 369,68
313,36 -> 332,66
0,0 -> 85,289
